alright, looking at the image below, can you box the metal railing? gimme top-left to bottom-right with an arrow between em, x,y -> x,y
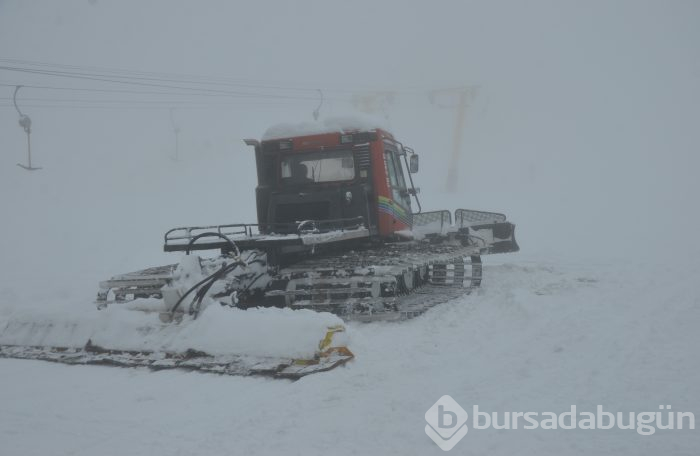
164,216 -> 366,247
411,210 -> 452,233
454,209 -> 506,227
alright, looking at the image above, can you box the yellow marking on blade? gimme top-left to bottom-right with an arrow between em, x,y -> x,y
291,325 -> 354,367
318,324 -> 346,352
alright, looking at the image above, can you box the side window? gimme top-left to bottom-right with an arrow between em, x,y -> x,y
394,155 -> 407,190
385,151 -> 399,188
384,150 -> 408,207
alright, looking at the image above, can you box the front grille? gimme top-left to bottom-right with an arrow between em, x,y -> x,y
355,147 -> 371,170
275,202 -> 331,225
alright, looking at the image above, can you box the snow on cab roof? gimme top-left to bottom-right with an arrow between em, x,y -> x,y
262,115 -> 391,141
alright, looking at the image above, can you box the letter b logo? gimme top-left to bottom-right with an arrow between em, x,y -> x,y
425,396 -> 469,451
439,405 -> 458,428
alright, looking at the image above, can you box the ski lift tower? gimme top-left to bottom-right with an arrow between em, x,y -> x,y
352,91 -> 396,120
13,85 -> 41,171
429,86 -> 478,192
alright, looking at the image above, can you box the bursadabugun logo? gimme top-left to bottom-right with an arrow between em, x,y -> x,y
425,397 -> 696,451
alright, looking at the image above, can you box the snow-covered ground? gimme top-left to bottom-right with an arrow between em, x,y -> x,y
2,1 -> 699,454
2,254 -> 698,455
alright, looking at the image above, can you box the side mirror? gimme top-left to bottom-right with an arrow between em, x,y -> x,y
409,154 -> 419,173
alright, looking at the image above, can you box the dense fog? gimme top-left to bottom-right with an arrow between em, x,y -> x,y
2,3 -> 700,456
1,1 -> 699,300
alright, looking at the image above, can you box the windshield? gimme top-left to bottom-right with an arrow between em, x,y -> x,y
281,150 -> 355,183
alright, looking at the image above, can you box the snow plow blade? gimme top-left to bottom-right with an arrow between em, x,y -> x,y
0,334 -> 353,379
0,308 -> 353,379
